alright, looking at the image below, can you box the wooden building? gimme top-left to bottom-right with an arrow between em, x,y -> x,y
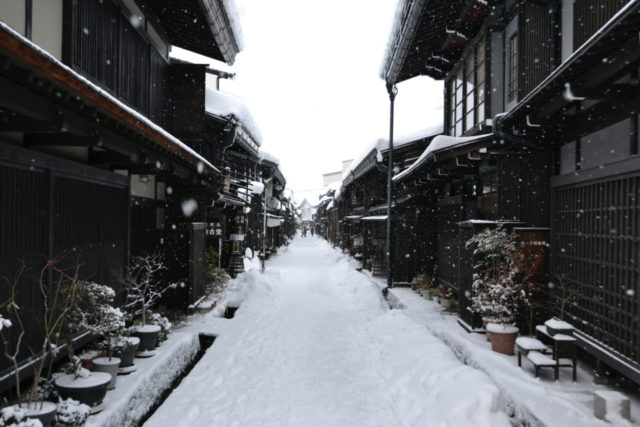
335,130 -> 438,280
0,0 -> 240,388
381,0 -> 640,384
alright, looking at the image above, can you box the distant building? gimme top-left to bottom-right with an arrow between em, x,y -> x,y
299,199 -> 314,223
322,159 -> 353,187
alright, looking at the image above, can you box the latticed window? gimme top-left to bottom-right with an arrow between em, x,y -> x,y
508,32 -> 518,103
448,37 -> 487,136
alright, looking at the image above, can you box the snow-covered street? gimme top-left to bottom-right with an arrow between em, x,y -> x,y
145,237 -> 510,427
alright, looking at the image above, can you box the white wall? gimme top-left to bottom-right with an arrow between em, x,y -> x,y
131,174 -> 156,199
561,0 -> 574,62
0,0 -> 26,35
32,0 -> 63,60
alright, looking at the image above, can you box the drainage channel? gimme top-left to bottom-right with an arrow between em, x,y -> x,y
136,333 -> 216,426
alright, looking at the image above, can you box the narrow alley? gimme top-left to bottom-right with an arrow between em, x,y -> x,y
145,237 -> 510,427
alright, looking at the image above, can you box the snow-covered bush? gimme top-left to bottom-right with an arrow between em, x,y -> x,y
56,398 -> 90,426
0,406 -> 42,427
465,226 -> 525,325
1,255 -> 81,408
147,311 -> 172,343
122,253 -> 176,326
66,281 -> 125,358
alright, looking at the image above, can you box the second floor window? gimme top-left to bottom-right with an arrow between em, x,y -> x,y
448,37 -> 486,136
507,32 -> 518,103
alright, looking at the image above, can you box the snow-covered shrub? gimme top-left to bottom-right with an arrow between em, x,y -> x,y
66,281 -> 125,358
465,226 -> 525,325
147,311 -> 172,343
122,253 -> 176,325
0,406 -> 42,427
1,255 -> 81,408
56,399 -> 90,426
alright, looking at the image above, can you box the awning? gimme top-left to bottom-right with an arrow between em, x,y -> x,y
267,215 -> 283,228
361,215 -> 388,221
393,133 -> 492,182
345,215 -> 364,220
218,193 -> 245,207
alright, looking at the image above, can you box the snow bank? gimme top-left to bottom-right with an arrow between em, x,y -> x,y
369,310 -> 510,427
389,288 -> 615,427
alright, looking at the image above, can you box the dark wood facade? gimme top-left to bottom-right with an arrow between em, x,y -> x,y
0,0 -> 241,391
382,0 -> 640,384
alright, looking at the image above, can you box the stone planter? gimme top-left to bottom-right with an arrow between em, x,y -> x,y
487,323 -> 519,355
92,357 -> 121,390
55,372 -> 111,413
132,324 -> 161,356
8,402 -> 57,427
440,299 -> 452,310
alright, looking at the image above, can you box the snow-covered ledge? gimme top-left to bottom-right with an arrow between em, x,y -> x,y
85,332 -> 200,427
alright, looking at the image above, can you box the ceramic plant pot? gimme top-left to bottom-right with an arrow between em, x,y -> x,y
55,372 -> 111,413
132,324 -> 161,356
8,401 -> 57,427
487,323 -> 519,355
92,357 -> 121,390
116,336 -> 140,372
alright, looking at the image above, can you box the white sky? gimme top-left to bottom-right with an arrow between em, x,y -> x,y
174,0 -> 443,204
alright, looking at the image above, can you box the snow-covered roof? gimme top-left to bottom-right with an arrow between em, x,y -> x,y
259,150 -> 280,166
249,181 -> 264,195
393,133 -> 492,182
342,125 -> 442,184
326,200 -> 335,210
205,88 -> 262,147
0,22 -> 220,176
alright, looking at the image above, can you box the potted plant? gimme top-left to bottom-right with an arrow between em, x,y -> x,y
122,253 -> 176,356
55,398 -> 91,426
54,356 -> 111,414
66,280 -> 125,390
466,226 -> 528,355
436,283 -> 454,310
0,256 -> 82,426
411,273 -> 434,299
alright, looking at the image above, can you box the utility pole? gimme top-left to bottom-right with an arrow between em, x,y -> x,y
385,83 -> 397,295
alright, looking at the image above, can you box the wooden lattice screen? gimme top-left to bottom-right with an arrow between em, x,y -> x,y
553,174 -> 639,363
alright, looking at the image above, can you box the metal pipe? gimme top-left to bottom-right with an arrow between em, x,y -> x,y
385,83 -> 398,292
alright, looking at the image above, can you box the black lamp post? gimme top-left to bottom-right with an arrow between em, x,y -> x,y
385,83 -> 397,293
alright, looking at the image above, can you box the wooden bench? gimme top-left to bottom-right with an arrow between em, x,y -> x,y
516,336 -> 551,367
519,329 -> 578,381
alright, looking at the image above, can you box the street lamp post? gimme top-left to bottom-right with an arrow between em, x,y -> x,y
385,83 -> 397,294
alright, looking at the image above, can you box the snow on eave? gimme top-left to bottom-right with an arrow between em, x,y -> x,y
341,125 -> 442,188
0,21 -> 220,176
379,0 -> 426,83
259,150 -> 280,167
204,0 -> 244,64
393,133 -> 492,182
205,88 -> 262,146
